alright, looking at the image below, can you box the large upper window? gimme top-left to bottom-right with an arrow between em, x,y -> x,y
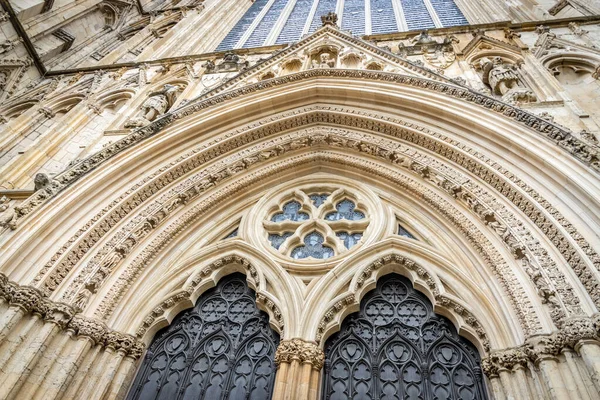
216,0 -> 467,51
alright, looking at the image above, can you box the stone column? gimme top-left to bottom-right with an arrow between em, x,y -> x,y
486,374 -> 506,400
34,314 -> 108,400
0,302 -> 74,400
273,339 -> 324,400
576,340 -> 600,395
512,365 -> 534,400
562,348 -> 593,400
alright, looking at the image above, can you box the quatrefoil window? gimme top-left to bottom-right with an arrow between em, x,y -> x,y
264,190 -> 369,260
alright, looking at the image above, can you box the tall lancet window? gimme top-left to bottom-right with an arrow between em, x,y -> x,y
216,0 -> 467,50
127,274 -> 279,400
322,274 -> 488,399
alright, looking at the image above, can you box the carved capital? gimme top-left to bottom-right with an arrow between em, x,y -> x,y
562,317 -> 598,347
525,334 -> 564,364
275,339 -> 324,370
9,285 -> 46,314
44,301 -> 75,328
68,314 -> 107,344
482,347 -> 528,377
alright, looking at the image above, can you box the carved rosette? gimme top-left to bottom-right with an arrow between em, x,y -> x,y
275,339 -> 325,370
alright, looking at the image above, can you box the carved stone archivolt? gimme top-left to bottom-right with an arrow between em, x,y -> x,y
31,105 -> 596,322
12,68 -> 600,228
24,109 -> 596,338
275,339 -> 325,370
52,126 -> 582,334
97,151 -> 541,338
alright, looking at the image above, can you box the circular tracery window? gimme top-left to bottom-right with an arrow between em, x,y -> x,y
263,189 -> 370,260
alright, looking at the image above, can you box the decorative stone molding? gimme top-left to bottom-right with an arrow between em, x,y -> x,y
12,69 -> 599,225
275,339 -> 325,370
0,273 -> 144,359
134,255 -> 284,339
481,347 -> 528,376
317,253 -> 491,351
69,127 -> 573,330
20,101 -> 598,320
25,107 -> 594,329
91,153 -> 539,336
482,316 -> 600,376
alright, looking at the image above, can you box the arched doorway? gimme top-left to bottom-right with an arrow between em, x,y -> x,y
322,274 -> 488,399
127,274 -> 280,400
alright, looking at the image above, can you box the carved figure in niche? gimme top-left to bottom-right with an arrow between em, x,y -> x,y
124,84 -> 180,128
479,57 -> 536,104
312,53 -> 335,69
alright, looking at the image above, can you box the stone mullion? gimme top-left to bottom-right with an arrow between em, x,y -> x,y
235,0 -> 279,49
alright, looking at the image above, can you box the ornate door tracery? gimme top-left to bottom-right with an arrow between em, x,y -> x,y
323,275 -> 488,400
127,274 -> 280,400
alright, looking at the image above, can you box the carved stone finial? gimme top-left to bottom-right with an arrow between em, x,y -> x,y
321,12 -> 338,27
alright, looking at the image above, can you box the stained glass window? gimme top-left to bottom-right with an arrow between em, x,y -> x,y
291,231 -> 335,259
322,275 -> 488,399
264,190 -> 368,259
336,232 -> 363,249
370,0 -> 398,35
224,228 -> 239,239
127,274 -> 280,400
325,199 -> 365,221
276,0 -> 314,44
398,223 -> 416,239
268,232 -> 293,249
341,0 -> 366,36
309,193 -> 329,208
271,201 -> 310,222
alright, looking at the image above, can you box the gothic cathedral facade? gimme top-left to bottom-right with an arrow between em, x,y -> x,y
1,0 -> 600,398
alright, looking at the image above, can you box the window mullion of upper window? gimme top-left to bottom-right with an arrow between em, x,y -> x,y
364,0 -> 372,35
302,0 -> 322,35
265,0 -> 298,46
422,0 -> 443,28
390,0 -> 408,32
235,0 -> 280,49
336,0 -> 345,27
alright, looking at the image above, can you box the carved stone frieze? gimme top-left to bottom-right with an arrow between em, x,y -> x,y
0,273 -> 144,359
275,339 -> 325,370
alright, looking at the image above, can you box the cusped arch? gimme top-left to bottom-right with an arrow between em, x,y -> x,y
116,241 -> 301,343
306,239 -> 520,354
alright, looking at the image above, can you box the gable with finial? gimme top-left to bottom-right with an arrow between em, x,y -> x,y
193,13 -> 462,101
